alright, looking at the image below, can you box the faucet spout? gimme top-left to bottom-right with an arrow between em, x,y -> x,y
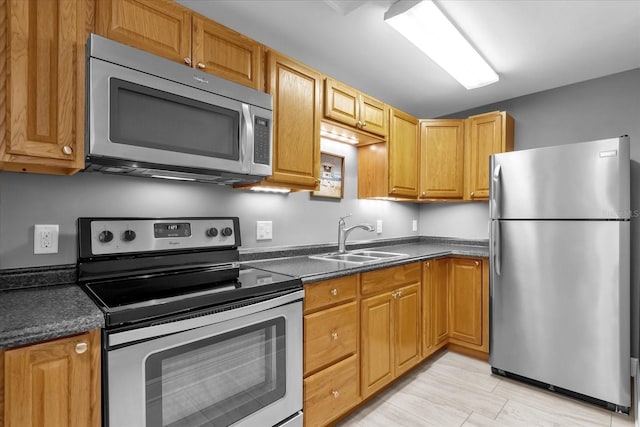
337,216 -> 374,253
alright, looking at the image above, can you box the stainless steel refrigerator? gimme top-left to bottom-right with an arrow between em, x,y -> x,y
489,136 -> 631,413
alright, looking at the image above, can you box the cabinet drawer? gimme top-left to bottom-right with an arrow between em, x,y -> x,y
304,302 -> 357,375
304,354 -> 359,427
304,275 -> 357,313
361,262 -> 421,296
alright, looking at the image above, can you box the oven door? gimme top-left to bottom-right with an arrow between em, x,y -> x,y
105,291 -> 303,427
87,55 -> 272,177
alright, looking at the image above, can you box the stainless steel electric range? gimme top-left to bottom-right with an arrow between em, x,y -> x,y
77,217 -> 303,427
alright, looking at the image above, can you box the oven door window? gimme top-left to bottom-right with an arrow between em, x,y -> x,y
109,78 -> 239,160
145,317 -> 286,427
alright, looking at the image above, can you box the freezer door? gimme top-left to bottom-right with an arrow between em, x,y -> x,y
490,219 -> 630,407
490,137 -> 630,220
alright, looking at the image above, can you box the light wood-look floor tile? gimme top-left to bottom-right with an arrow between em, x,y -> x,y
336,351 -> 634,427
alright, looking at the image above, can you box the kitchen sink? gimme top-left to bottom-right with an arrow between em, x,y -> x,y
309,250 -> 409,265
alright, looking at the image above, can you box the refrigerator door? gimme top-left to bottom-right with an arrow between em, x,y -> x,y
490,137 -> 630,220
490,219 -> 630,407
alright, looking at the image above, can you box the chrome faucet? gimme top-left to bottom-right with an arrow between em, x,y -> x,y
338,214 -> 374,253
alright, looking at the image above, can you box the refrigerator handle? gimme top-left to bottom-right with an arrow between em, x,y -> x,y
493,221 -> 502,276
491,164 -> 502,219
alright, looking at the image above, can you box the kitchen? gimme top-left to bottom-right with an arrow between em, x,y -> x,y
0,0 -> 639,426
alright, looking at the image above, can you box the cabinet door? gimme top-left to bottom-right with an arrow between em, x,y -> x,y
394,283 -> 421,376
95,0 -> 191,65
359,94 -> 387,137
324,78 -> 359,128
422,260 -> 435,357
192,15 -> 263,90
360,292 -> 393,398
3,330 -> 101,427
449,258 -> 483,346
433,258 -> 450,346
265,51 -> 321,189
388,108 -> 419,198
419,120 -> 465,199
2,0 -> 86,174
466,111 -> 513,200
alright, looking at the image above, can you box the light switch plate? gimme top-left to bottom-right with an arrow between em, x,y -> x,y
34,224 -> 59,254
256,221 -> 273,240
412,219 -> 418,232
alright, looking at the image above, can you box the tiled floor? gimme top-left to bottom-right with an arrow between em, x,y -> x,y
336,351 -> 634,427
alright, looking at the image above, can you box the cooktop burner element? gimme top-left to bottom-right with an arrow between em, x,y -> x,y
76,217 -> 302,329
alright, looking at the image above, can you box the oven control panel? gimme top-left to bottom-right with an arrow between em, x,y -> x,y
83,218 -> 240,256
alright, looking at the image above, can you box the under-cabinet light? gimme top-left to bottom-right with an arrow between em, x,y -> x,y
320,128 -> 360,145
249,186 -> 291,194
151,175 -> 196,182
384,0 -> 499,89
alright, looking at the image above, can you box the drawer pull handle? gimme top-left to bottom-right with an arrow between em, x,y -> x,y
75,342 -> 88,354
197,62 -> 206,69
184,57 -> 192,66
332,390 -> 340,398
330,288 -> 338,296
331,331 -> 339,340
62,145 -> 73,155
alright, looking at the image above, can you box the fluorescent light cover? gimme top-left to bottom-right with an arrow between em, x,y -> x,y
385,0 -> 498,89
250,186 -> 291,194
151,175 -> 196,181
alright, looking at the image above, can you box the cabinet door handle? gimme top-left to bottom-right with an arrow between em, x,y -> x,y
332,390 -> 340,398
197,62 -> 206,69
331,331 -> 339,340
361,121 -> 367,128
475,260 -> 480,267
470,191 -> 475,197
184,57 -> 192,66
397,290 -> 403,297
75,342 -> 88,354
391,291 -> 397,299
62,146 -> 73,155
426,261 -> 430,268
330,288 -> 338,296
391,188 -> 397,194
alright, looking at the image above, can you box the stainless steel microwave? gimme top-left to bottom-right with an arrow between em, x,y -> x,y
85,34 -> 273,185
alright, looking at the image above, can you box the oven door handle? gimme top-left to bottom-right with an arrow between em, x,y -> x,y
108,289 -> 304,347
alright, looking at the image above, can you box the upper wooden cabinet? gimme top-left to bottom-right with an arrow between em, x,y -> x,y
259,50 -> 321,190
466,111 -> 514,200
419,120 -> 465,200
1,330 -> 101,427
95,0 -> 263,89
388,108 -> 420,198
0,0 -> 89,175
323,78 -> 388,137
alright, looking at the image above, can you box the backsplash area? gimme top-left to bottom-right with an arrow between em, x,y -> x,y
0,139 -> 422,269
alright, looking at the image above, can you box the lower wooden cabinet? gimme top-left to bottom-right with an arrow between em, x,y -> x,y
1,329 -> 101,427
447,257 -> 490,357
422,258 -> 450,359
303,354 -> 359,427
360,263 -> 421,399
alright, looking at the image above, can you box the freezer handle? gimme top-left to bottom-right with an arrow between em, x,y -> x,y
491,164 -> 502,219
492,221 -> 501,276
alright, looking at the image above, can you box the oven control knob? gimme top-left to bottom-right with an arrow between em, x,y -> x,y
206,227 -> 218,237
98,230 -> 113,243
123,230 -> 136,242
221,227 -> 233,237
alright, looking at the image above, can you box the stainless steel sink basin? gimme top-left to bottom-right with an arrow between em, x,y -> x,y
309,250 -> 409,265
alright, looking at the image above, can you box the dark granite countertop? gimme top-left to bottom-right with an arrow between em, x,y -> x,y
0,284 -> 104,350
243,238 -> 488,283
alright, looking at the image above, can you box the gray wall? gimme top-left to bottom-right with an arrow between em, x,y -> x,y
0,139 -> 420,269
421,68 -> 640,357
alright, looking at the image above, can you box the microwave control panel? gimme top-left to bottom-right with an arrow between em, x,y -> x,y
254,117 -> 271,165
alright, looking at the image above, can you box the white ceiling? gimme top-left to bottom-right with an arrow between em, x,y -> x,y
177,0 -> 640,118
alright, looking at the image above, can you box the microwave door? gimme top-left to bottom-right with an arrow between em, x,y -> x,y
88,57 -> 263,175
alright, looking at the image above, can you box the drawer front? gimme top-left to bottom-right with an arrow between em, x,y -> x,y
304,354 -> 359,427
304,275 -> 357,313
304,302 -> 357,375
361,262 -> 421,296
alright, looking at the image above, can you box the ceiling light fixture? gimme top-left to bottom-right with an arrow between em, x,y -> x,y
384,0 -> 499,90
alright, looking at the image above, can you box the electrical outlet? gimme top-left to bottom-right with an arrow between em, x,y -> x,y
34,224 -> 59,254
412,219 -> 418,232
376,220 -> 383,234
256,221 -> 273,240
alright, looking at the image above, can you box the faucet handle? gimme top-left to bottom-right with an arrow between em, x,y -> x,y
339,213 -> 352,222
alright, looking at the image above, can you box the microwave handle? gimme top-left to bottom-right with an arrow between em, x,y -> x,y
240,103 -> 254,173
